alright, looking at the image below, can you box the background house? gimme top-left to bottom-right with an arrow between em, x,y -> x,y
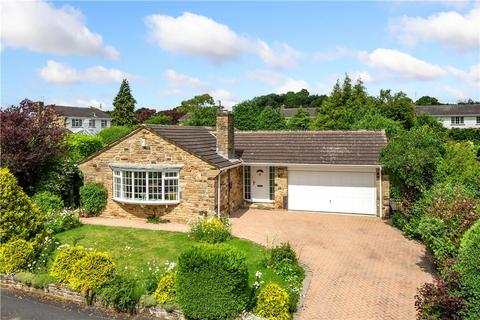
416,104 -> 480,129
50,105 -> 112,134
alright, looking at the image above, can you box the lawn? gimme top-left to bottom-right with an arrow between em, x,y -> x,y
55,224 -> 283,287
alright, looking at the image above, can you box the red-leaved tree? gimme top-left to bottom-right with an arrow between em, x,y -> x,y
136,107 -> 156,123
159,109 -> 186,125
1,99 -> 66,189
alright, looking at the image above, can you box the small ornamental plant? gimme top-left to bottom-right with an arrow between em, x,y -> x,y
80,183 -> 108,216
0,239 -> 35,273
188,216 -> 231,243
254,283 -> 290,320
154,271 -> 176,304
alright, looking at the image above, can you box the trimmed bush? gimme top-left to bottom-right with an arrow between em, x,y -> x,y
154,271 -> 176,304
50,246 -> 88,283
188,216 -> 231,243
254,283 -> 290,320
32,191 -> 64,215
98,126 -> 135,145
80,183 -> 108,216
98,274 -> 140,314
177,244 -> 249,320
69,251 -> 116,293
66,134 -> 104,161
0,168 -> 45,243
0,239 -> 35,273
456,221 -> 480,319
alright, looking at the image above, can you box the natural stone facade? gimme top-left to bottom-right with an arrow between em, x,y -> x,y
216,111 -> 235,159
274,167 -> 288,209
79,128 -> 221,223
219,166 -> 244,214
376,169 -> 390,218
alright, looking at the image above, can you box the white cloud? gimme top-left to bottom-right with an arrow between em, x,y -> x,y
349,71 -> 375,83
38,60 -> 132,84
210,89 -> 238,109
441,85 -> 468,100
255,41 -> 302,69
246,69 -> 310,94
390,4 -> 480,52
144,12 -> 301,69
1,0 -> 119,59
446,64 -> 480,88
145,12 -> 248,63
164,69 -> 209,90
358,48 -> 448,81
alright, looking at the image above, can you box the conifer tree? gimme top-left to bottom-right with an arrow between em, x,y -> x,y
112,79 -> 137,126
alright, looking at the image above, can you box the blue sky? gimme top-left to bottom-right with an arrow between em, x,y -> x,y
1,1 -> 479,110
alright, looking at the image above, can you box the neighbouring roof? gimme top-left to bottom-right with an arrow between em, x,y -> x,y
50,105 -> 111,119
415,104 -> 480,116
147,125 -> 241,169
235,131 -> 387,165
280,107 -> 317,118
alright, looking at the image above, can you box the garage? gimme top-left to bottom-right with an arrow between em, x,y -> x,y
288,169 -> 377,215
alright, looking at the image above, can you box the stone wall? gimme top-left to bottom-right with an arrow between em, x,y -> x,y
274,167 -> 288,209
219,166 -> 244,214
79,128 -> 220,223
376,169 -> 390,218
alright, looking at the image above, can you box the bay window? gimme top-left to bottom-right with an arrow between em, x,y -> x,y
111,164 -> 181,204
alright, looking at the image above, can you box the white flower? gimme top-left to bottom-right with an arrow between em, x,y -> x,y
255,271 -> 263,278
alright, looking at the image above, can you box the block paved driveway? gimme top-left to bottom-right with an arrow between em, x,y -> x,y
230,209 -> 434,320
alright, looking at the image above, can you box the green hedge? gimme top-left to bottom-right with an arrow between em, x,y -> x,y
80,183 -> 107,216
176,244 -> 249,319
456,221 -> 480,320
0,239 -> 35,273
32,191 -> 64,215
98,126 -> 135,145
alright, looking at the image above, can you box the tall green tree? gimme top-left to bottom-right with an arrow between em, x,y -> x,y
287,107 -> 312,130
415,96 -> 440,106
377,90 -> 415,128
256,107 -> 285,130
184,106 -> 218,127
112,79 -> 137,126
176,94 -> 215,113
233,101 -> 261,130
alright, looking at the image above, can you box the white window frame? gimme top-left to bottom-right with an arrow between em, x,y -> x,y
112,169 -> 180,205
101,120 -> 108,128
72,118 -> 83,128
451,116 -> 464,125
476,116 -> 480,125
88,119 -> 96,128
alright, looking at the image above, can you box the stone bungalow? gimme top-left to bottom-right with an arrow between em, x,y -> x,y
79,111 -> 389,223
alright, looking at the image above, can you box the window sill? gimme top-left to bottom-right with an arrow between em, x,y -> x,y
113,197 -> 179,205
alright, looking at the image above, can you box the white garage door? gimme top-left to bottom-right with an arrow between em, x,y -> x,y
288,170 -> 376,215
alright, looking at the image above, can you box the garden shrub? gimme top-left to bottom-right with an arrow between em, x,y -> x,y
0,168 -> 46,243
139,294 -> 158,308
66,134 -> 104,161
415,273 -> 464,320
45,209 -> 82,234
456,221 -> 480,319
0,239 -> 35,273
32,234 -> 59,272
98,126 -> 135,145
254,283 -> 290,320
50,246 -> 88,283
32,191 -> 64,215
80,183 -> 108,216
188,216 -> 231,243
154,271 -> 176,304
176,244 -> 249,320
98,274 -> 140,314
417,216 -> 457,269
31,273 -> 56,289
267,243 -> 298,266
14,272 -> 35,286
69,251 -> 116,293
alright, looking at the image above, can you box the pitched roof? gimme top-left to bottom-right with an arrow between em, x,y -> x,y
50,105 -> 111,119
234,131 -> 387,165
147,125 -> 240,169
280,107 -> 317,118
415,104 -> 480,116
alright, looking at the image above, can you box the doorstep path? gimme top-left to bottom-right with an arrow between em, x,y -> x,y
230,209 -> 434,320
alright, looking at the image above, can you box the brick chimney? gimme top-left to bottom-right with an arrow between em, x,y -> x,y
216,110 -> 235,159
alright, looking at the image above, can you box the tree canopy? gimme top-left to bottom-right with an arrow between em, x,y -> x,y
112,79 -> 137,126
176,94 -> 216,113
415,96 -> 440,106
287,107 -> 312,130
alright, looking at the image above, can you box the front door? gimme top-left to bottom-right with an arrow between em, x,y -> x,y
251,166 -> 270,202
